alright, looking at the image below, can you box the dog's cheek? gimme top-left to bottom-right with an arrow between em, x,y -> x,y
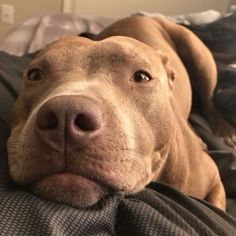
142,98 -> 175,180
7,121 -> 64,185
7,126 -> 26,183
122,124 -> 156,192
9,96 -> 28,129
7,125 -> 38,184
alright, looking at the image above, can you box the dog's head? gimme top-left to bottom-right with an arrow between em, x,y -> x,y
7,36 -> 176,207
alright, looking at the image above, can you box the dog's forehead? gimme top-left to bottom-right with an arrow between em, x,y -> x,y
32,36 -> 156,72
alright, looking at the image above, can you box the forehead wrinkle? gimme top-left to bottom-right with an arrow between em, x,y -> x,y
31,47 -> 87,73
86,41 -> 152,75
86,42 -> 131,74
107,40 -> 153,69
30,40 -> 153,77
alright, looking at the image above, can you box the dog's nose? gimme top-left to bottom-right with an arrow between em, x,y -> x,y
36,96 -> 102,143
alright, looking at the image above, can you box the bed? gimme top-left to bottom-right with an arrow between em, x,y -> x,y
0,9 -> 236,235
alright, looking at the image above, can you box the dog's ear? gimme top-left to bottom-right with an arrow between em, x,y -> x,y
156,50 -> 176,90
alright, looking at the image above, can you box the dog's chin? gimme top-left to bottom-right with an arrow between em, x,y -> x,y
31,173 -> 111,208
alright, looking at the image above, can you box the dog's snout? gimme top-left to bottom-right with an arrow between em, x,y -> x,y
36,96 -> 102,144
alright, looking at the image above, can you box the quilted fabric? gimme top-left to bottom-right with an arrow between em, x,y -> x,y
0,176 -> 236,235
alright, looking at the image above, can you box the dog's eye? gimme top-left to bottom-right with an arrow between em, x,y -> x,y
27,68 -> 43,81
132,71 -> 152,83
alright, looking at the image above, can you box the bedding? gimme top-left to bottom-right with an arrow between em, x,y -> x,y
186,12 -> 236,217
0,14 -> 114,56
0,11 -> 236,235
185,12 -> 236,130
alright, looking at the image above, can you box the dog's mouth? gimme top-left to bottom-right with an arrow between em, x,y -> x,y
30,172 -> 113,208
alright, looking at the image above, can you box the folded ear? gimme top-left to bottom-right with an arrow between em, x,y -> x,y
156,50 -> 176,90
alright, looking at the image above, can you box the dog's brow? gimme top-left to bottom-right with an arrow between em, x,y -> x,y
31,48 -> 82,72
31,41 -> 149,75
85,43 -> 131,74
99,42 -> 131,63
102,41 -> 152,66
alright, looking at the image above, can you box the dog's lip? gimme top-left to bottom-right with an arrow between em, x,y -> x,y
31,172 -> 113,192
29,172 -> 115,208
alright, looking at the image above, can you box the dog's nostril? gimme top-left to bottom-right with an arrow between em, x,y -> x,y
74,113 -> 98,131
37,112 -> 58,130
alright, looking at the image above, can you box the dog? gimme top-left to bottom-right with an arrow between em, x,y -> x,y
7,16 -> 228,209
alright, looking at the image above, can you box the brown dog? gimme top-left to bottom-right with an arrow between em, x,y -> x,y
7,16 -> 227,209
